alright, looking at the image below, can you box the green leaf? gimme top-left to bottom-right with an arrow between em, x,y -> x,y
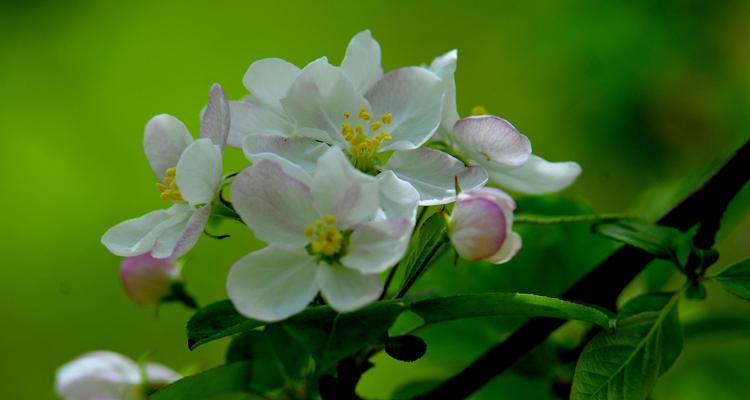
398,212 -> 448,293
594,220 -> 692,267
409,293 -> 613,329
188,300 -> 263,350
150,362 -> 252,400
282,301 -> 405,373
714,259 -> 750,301
570,293 -> 683,400
225,327 -> 311,392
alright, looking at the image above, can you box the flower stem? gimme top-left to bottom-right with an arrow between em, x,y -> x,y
514,213 -> 640,225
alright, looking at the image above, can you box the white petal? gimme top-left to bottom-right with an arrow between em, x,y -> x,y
343,218 -> 413,274
317,265 -> 382,312
487,231 -> 522,264
449,196 -> 507,261
376,171 -> 420,220
453,116 -> 532,168
341,30 -> 383,93
365,67 -> 444,151
242,58 -> 301,113
429,49 -> 460,134
143,114 -> 194,180
243,134 -> 329,174
227,99 -> 294,148
227,245 -> 319,322
488,154 -> 582,194
175,139 -> 222,206
281,57 -> 370,146
101,204 -> 192,258
385,147 -> 488,205
55,351 -> 142,400
200,83 -> 230,150
312,148 -> 379,229
144,363 -> 181,386
171,204 -> 211,259
231,156 -> 317,245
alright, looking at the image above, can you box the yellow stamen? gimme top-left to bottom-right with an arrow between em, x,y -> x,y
325,215 -> 336,224
471,105 -> 487,116
165,167 -> 176,177
370,121 -> 382,131
307,215 -> 344,257
155,167 -> 183,202
344,111 -> 350,119
358,107 -> 372,120
381,113 -> 393,124
304,227 -> 315,237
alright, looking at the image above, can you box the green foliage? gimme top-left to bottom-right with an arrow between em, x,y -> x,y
713,259 -> 750,301
594,220 -> 692,267
570,293 -> 683,400
397,211 -> 449,295
225,328 -> 311,393
409,293 -> 613,329
188,300 -> 264,350
151,362 -> 252,400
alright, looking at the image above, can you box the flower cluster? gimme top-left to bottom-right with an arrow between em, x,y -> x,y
98,30 -> 580,324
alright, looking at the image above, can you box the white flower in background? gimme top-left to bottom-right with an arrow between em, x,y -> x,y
101,84 -> 230,259
55,351 -> 179,400
227,147 -> 419,322
429,50 -> 582,194
230,30 -> 487,205
448,187 -> 522,264
119,254 -> 181,307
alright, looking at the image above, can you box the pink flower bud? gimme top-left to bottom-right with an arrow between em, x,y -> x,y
120,254 -> 180,307
449,187 -> 522,264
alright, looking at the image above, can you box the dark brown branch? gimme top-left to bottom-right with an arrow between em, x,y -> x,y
417,139 -> 750,399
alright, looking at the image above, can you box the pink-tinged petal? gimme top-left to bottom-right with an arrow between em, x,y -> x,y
227,245 -> 319,322
175,139 -> 223,207
55,351 -> 142,400
312,147 -> 379,229
243,134 -> 329,174
341,30 -> 383,93
459,186 -> 517,213
281,57 -> 370,146
144,363 -> 181,386
227,99 -> 294,148
488,154 -> 582,194
487,231 -> 522,264
200,83 -> 230,150
231,156 -> 317,245
143,114 -> 194,180
120,254 -> 180,307
385,147 -> 488,205
242,58 -> 301,113
317,265 -> 382,312
453,116 -> 532,168
171,205 -> 211,259
342,218 -> 413,274
101,204 -> 193,258
449,197 -> 508,261
429,49 -> 460,134
365,67 -> 444,151
376,171 -> 420,221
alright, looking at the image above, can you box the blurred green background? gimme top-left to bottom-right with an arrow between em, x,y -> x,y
1,0 -> 749,399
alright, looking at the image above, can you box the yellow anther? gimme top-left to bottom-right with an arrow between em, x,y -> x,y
370,121 -> 382,131
315,219 -> 324,227
304,227 -> 315,237
325,215 -> 337,224
381,113 -> 393,124
379,131 -> 392,141
344,111 -> 350,119
471,105 -> 487,116
165,167 -> 176,178
355,125 -> 364,135
358,107 -> 372,120
156,167 -> 183,202
155,183 -> 168,192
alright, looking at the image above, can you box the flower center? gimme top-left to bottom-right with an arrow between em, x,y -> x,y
155,167 -> 183,202
305,214 -> 345,259
341,107 -> 393,173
